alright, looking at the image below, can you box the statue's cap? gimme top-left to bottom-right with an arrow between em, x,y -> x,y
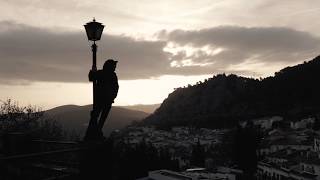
105,59 -> 118,64
103,59 -> 117,70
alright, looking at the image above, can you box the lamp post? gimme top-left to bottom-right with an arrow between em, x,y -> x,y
84,18 -> 104,140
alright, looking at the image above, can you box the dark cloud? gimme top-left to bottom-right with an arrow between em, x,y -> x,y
0,21 -> 171,83
163,26 -> 320,52
159,26 -> 320,73
1,22 -> 320,84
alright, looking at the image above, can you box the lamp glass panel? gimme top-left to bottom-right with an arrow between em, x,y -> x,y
84,22 -> 104,41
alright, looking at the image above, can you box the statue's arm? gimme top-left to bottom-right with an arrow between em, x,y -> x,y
88,70 -> 101,82
111,74 -> 119,101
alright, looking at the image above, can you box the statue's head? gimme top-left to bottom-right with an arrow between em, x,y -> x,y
103,59 -> 117,72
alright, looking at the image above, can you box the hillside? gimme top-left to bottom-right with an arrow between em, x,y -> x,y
144,56 -> 320,129
44,105 -> 149,137
121,104 -> 160,114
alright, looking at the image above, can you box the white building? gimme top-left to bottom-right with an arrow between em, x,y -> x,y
136,170 -> 196,180
253,116 -> 283,130
314,137 -> 320,152
137,169 -> 238,180
291,117 -> 315,130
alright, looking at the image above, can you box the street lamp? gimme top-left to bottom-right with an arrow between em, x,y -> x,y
84,18 -> 104,140
84,18 -> 104,41
84,18 -> 104,71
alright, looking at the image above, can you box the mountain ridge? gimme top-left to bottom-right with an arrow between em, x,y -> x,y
143,55 -> 320,129
121,104 -> 160,114
45,104 -> 149,137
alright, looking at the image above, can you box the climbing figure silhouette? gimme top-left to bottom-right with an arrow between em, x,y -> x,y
85,59 -> 119,140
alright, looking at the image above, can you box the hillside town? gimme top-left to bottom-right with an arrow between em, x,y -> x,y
123,127 -> 224,162
113,126 -> 243,179
115,115 -> 320,180
256,116 -> 320,180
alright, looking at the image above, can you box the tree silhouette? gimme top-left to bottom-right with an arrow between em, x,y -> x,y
0,99 -> 64,140
233,122 -> 260,179
191,140 -> 205,167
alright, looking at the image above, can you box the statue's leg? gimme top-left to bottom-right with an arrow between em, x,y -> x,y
90,109 -> 100,126
84,107 -> 101,140
97,103 -> 112,133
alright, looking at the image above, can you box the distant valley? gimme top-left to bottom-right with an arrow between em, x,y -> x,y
44,104 -> 149,137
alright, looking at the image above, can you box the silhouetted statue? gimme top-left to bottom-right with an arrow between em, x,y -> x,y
85,59 -> 119,140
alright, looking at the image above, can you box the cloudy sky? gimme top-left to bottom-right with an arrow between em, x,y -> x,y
1,0 -> 320,109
